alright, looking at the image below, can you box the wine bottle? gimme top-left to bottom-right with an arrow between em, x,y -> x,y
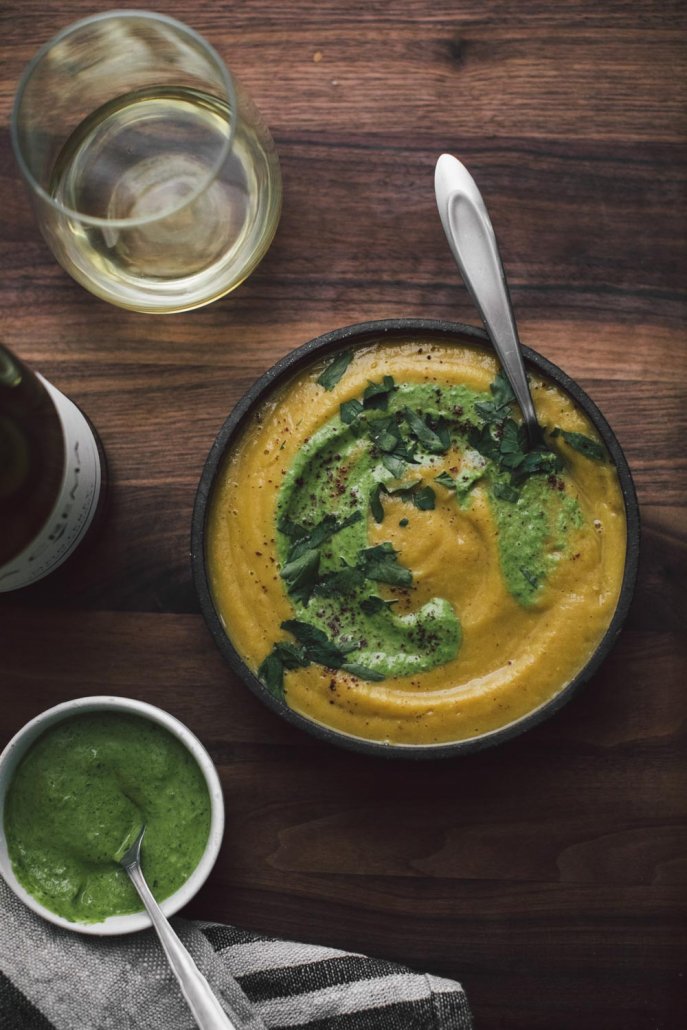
0,344 -> 105,592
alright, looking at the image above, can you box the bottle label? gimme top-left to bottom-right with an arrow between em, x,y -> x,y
0,377 -> 102,591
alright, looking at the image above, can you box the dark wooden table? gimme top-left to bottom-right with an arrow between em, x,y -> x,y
2,2 -> 686,1027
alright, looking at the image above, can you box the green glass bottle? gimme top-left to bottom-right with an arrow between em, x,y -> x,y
0,344 -> 105,591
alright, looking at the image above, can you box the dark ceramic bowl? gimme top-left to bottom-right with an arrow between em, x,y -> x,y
191,319 -> 640,759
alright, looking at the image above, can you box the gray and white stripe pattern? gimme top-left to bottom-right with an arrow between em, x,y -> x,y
198,924 -> 472,1029
0,878 -> 472,1029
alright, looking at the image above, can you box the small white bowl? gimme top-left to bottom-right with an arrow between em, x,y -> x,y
0,696 -> 225,935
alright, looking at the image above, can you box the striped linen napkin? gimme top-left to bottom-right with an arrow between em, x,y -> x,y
0,879 -> 472,1029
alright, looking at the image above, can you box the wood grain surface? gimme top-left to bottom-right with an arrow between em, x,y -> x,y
1,2 -> 685,1027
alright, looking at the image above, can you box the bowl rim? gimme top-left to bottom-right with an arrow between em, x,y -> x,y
0,696 -> 225,934
191,317 -> 640,759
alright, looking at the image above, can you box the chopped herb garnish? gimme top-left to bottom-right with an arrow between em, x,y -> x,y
498,419 -> 529,470
369,417 -> 403,453
257,652 -> 287,700
279,547 -> 320,604
436,462 -> 486,501
357,542 -> 413,587
373,478 -> 435,511
277,516 -> 310,541
341,663 -> 385,682
403,407 -> 449,454
312,565 -> 362,597
360,595 -> 397,614
363,375 -> 396,410
551,427 -> 605,462
381,453 -> 408,478
413,485 -> 436,510
257,641 -> 310,701
399,518 -> 409,527
468,422 -> 501,463
278,511 -> 362,604
281,619 -> 357,668
370,483 -> 384,523
492,482 -> 520,503
475,370 -> 516,422
383,478 -> 422,495
510,448 -> 563,483
469,417 -> 562,484
273,641 -> 310,669
491,370 -> 516,409
317,349 -> 353,391
433,416 -> 452,451
340,398 -> 364,424
368,415 -> 418,471
282,511 -> 362,562
262,619 -> 388,692
281,619 -> 331,649
434,471 -> 457,491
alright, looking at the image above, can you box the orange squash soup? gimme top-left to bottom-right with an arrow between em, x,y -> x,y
206,339 -> 627,745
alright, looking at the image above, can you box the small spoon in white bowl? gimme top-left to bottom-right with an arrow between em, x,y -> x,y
119,826 -> 238,1030
434,153 -> 542,447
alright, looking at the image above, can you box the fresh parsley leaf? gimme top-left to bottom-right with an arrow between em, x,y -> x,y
551,427 -> 605,462
434,471 -> 457,491
413,485 -> 436,510
312,565 -> 363,597
279,547 -> 320,604
367,414 -> 418,474
491,370 -> 516,409
369,417 -> 402,453
317,349 -> 353,390
340,398 -> 364,424
357,542 -> 413,587
468,422 -> 501,462
281,619 -> 357,668
510,448 -> 563,483
382,478 -> 422,495
370,483 -> 384,524
308,510 -> 361,548
492,482 -> 519,503
272,624 -> 385,685
286,511 -> 362,561
341,663 -> 386,682
381,453 -> 408,478
469,417 -> 564,486
257,652 -> 286,700
258,639 -> 311,701
403,407 -> 449,454
360,595 -> 397,614
363,375 -> 396,410
433,416 -> 451,451
277,517 -> 309,541
273,641 -> 310,669
281,619 -> 330,648
475,371 -> 517,423
498,419 -> 528,470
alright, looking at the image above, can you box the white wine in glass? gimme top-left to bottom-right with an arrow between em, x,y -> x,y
13,14 -> 281,313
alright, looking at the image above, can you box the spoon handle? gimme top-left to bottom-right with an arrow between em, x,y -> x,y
434,153 -> 539,442
124,862 -> 238,1030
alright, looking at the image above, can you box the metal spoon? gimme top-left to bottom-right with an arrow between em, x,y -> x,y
434,153 -> 542,447
119,826 -> 238,1030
